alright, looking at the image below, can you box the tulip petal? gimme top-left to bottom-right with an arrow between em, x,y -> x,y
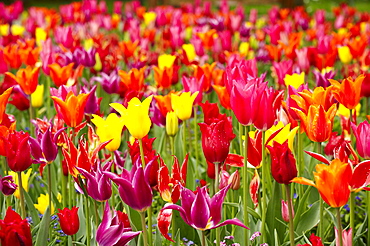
191,187 -> 210,229
157,209 -> 174,242
210,185 -> 230,225
304,151 -> 330,165
210,218 -> 249,230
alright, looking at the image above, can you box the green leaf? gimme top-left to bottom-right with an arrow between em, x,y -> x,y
35,207 -> 51,246
296,201 -> 320,234
293,186 -> 313,228
23,189 -> 40,225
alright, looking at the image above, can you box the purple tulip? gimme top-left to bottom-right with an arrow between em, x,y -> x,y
352,121 -> 370,159
76,162 -> 112,202
0,175 -> 17,196
81,85 -> 100,115
96,202 -> 140,246
30,125 -> 64,165
95,70 -> 120,95
105,159 -> 154,212
312,68 -> 336,88
73,47 -> 96,68
54,26 -> 74,49
163,185 -> 249,231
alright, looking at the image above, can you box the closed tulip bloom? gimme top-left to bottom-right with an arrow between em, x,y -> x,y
281,199 -> 294,222
34,193 -> 54,214
96,202 -> 140,246
166,111 -> 179,137
163,185 -> 249,231
351,121 -> 370,158
91,113 -> 125,152
76,163 -> 112,202
267,141 -> 297,184
8,169 -> 31,199
171,92 -> 199,121
5,66 -> 40,95
158,54 -> 176,70
329,75 -> 365,110
182,44 -> 196,62
3,131 -> 32,172
0,175 -> 17,195
0,207 -> 32,246
292,159 -> 352,207
30,84 -> 44,108
57,207 -> 80,235
110,96 -> 152,140
338,46 -> 352,64
293,104 -> 337,142
52,91 -> 90,128
48,63 -> 75,87
284,72 -> 305,89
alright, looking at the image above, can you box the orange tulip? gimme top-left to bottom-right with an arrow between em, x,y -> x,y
51,91 -> 90,128
329,75 -> 365,110
49,63 -> 75,87
3,44 -> 22,69
119,40 -> 139,60
154,93 -> 173,117
0,87 -> 13,124
265,45 -> 282,62
291,86 -> 336,113
292,159 -> 352,208
212,85 -> 231,110
5,66 -> 40,95
154,66 -> 173,90
19,47 -> 39,66
193,62 -> 216,92
118,67 -> 145,92
347,36 -> 367,60
197,29 -> 217,49
293,104 -> 337,142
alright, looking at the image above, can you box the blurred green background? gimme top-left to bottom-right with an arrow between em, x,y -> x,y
2,0 -> 370,15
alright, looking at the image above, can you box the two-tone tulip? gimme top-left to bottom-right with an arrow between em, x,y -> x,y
352,121 -> 370,158
329,75 -> 365,110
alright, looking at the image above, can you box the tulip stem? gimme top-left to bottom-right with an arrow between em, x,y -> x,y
29,97 -> 34,136
261,131 -> 267,243
336,207 -> 343,246
193,106 -> 199,178
239,123 -> 243,155
17,171 -> 26,219
297,122 -> 304,198
318,197 -> 324,240
214,162 -> 220,246
148,206 -> 153,246
243,125 -> 249,245
48,163 -> 53,238
169,136 -> 175,156
367,192 -> 370,243
138,139 -> 146,168
284,184 -> 295,246
350,192 -> 355,243
182,122 -> 186,157
201,230 -> 206,246
46,75 -> 52,119
140,211 -> 149,246
84,195 -> 91,246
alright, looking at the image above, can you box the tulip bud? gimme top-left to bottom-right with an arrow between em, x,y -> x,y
228,170 -> 241,190
0,175 -> 17,195
166,111 -> 179,137
281,200 -> 291,222
219,170 -> 230,189
338,46 -> 352,64
57,207 -> 80,235
30,84 -> 44,108
94,53 -> 102,71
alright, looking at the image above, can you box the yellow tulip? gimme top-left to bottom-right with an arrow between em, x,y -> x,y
84,38 -> 94,51
94,53 -> 102,71
35,27 -> 47,47
34,194 -> 54,214
265,122 -> 299,151
0,24 -> 9,36
31,84 -> 44,108
182,44 -> 196,62
239,42 -> 250,57
143,12 -> 156,26
185,27 -> 193,40
171,92 -> 199,121
338,46 -> 352,64
284,72 -> 305,89
11,24 -> 25,36
91,113 -> 125,152
110,96 -> 153,140
8,169 -> 32,199
337,103 -> 361,118
158,54 -> 176,70
166,111 -> 179,136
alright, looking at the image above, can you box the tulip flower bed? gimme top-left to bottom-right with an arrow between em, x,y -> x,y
1,0 -> 370,245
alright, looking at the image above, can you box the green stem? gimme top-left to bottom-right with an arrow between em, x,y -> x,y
183,122 -> 187,157
214,162 -> 221,246
239,123 -> 243,155
148,206 -> 153,246
48,163 -> 53,238
350,192 -> 355,244
201,230 -> 206,246
243,125 -> 249,245
319,197 -> 324,240
29,97 -> 34,136
94,200 -> 99,226
261,131 -> 267,243
193,106 -> 199,178
17,172 -> 26,219
285,184 -> 295,246
169,136 -> 175,156
336,207 -> 343,246
46,76 -> 52,119
140,211 -> 149,246
61,174 -> 67,208
138,139 -> 146,168
367,192 -> 370,243
68,173 -> 72,207
297,122 -> 304,198
84,196 -> 91,246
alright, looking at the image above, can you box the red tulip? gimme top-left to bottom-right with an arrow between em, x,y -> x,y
0,207 -> 32,246
57,207 -> 80,235
2,131 -> 32,172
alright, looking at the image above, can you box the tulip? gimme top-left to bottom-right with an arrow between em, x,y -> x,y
110,96 -> 152,140
272,60 -> 293,86
166,111 -> 179,137
281,200 -> 294,222
96,202 -> 140,246
105,158 -> 154,212
119,67 -> 146,93
91,113 -> 125,152
246,131 -> 263,168
228,170 -> 241,190
0,175 -> 17,195
162,185 -> 249,231
48,63 -> 75,88
265,122 -> 299,151
0,87 -> 13,124
182,76 -> 204,104
158,54 -> 176,70
2,131 -> 32,172
312,67 -> 336,88
34,193 -> 54,214
30,84 -> 44,108
119,40 -> 139,60
338,46 -> 352,64
293,104 -> 337,142
57,207 -> 80,236
352,121 -> 370,159
52,91 -> 90,128
5,66 -> 40,95
182,44 -> 196,62
284,72 -> 305,89
335,228 -> 352,246
329,75 -> 365,110
96,70 -> 120,95
292,159 -> 352,207
154,66 -> 173,90
8,169 -> 31,199
171,92 -> 199,121
76,162 -> 112,202
267,141 -> 297,184
194,63 -> 216,92
0,207 -> 32,246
